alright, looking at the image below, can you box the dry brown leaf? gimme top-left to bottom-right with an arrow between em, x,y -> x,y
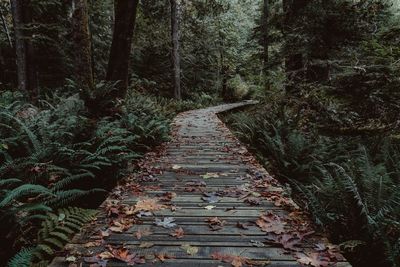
211,252 -> 256,267
205,217 -> 226,231
156,253 -> 175,262
170,227 -> 185,239
295,252 -> 331,267
133,198 -> 166,213
109,218 -> 133,233
135,228 -> 153,239
256,212 -> 286,234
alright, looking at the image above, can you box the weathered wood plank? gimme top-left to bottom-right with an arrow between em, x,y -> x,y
50,102 -> 351,267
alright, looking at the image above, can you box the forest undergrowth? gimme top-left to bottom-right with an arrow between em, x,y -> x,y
223,89 -> 400,267
0,84 -> 218,266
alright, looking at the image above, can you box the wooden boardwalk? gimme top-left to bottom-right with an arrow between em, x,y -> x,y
50,102 -> 351,267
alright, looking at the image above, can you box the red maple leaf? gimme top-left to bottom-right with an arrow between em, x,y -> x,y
255,212 -> 286,234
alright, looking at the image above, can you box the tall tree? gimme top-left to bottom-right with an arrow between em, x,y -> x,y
10,0 -> 36,100
106,0 -> 139,97
262,0 -> 269,75
170,0 -> 181,100
72,0 -> 93,92
0,3 -> 12,48
282,0 -> 308,94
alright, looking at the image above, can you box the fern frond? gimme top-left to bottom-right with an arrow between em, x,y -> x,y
0,178 -> 22,187
0,112 -> 41,152
0,184 -> 54,207
7,247 -> 34,267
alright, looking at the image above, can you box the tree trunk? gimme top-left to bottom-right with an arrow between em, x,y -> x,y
10,0 -> 36,100
72,0 -> 93,93
106,0 -> 139,98
262,0 -> 268,75
282,0 -> 307,94
170,0 -> 181,100
0,5 -> 12,48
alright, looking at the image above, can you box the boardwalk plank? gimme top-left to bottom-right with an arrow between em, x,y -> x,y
49,102 -> 351,267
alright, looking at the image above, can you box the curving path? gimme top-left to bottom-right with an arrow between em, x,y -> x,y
50,102 -> 351,267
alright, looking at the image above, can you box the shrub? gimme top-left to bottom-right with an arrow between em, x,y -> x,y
225,75 -> 250,101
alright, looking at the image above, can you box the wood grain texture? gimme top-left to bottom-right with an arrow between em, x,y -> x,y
49,102 -> 351,267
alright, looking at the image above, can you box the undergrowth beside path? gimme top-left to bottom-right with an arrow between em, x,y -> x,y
0,88 -> 217,266
222,102 -> 400,267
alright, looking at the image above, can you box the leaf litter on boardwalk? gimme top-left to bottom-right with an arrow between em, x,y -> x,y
154,217 -> 177,228
202,192 -> 219,203
170,227 -> 185,238
181,244 -> 199,255
201,172 -> 219,179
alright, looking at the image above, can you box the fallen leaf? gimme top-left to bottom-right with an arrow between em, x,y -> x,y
204,205 -> 216,210
134,198 -> 166,213
135,228 -> 153,239
98,251 -> 114,260
201,172 -> 219,179
172,164 -> 182,170
211,252 -> 260,267
250,240 -> 266,247
139,242 -> 154,248
202,192 -> 219,203
160,192 -> 177,202
170,227 -> 185,239
156,253 -> 175,262
245,197 -> 261,206
154,217 -> 177,228
84,241 -> 102,248
295,252 -> 331,267
266,233 -> 302,251
206,217 -> 226,231
109,218 -> 133,233
236,222 -> 249,230
181,244 -> 199,255
100,230 -> 110,237
99,247 -> 145,265
136,211 -> 153,218
256,212 -> 286,234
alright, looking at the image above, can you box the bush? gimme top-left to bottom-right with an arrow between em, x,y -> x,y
225,75 -> 250,101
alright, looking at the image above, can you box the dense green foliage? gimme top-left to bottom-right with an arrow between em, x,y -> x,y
0,87 -> 175,264
225,105 -> 400,266
222,2 -> 400,266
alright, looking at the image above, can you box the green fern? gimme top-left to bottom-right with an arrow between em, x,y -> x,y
33,207 -> 97,262
7,247 -> 34,267
0,184 -> 54,207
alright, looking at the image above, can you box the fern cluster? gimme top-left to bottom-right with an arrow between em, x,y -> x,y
0,88 -> 172,265
225,109 -> 400,267
8,207 -> 97,267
